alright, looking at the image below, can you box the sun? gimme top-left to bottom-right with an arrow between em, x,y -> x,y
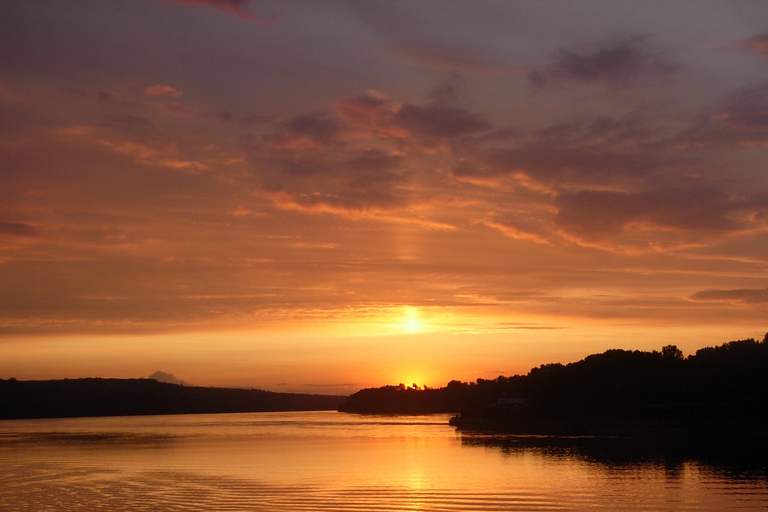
400,308 -> 422,333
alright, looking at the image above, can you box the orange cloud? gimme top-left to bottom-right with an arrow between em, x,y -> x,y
477,218 -> 553,245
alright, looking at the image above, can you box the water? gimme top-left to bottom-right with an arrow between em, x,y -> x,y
1,411 -> 766,511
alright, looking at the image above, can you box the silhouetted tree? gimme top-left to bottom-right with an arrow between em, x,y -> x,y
662,345 -> 683,359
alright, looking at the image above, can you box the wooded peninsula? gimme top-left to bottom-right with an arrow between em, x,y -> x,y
339,334 -> 768,436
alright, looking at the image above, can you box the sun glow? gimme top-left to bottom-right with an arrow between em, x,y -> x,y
393,365 -> 436,390
400,308 -> 423,333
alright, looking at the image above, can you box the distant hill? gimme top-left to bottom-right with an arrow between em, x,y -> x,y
148,371 -> 187,386
0,378 -> 347,420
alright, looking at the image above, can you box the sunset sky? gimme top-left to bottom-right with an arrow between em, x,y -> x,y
2,1 -> 767,393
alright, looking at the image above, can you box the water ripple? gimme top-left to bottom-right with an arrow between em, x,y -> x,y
3,463 -> 765,512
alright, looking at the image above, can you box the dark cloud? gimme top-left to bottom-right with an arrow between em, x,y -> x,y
689,287 -> 768,305
336,93 -> 390,126
257,147 -> 410,214
255,91 -> 494,215
497,322 -> 565,330
103,114 -> 158,135
451,112 -> 672,187
267,181 -> 409,213
389,43 -> 511,74
94,89 -> 212,121
427,73 -> 462,106
162,0 -> 278,24
336,90 -> 493,148
392,104 -> 492,139
554,188 -> 759,242
142,85 -> 182,97
343,150 -> 406,192
536,114 -> 653,147
268,151 -> 333,177
716,84 -> 768,133
238,114 -> 275,126
0,254 -> 304,335
0,222 -> 38,237
98,91 -> 117,102
60,86 -> 90,100
254,99 -> 432,214
674,84 -> 768,148
215,111 -> 233,122
173,0 -> 250,8
344,2 -> 514,74
287,112 -> 343,144
343,149 -> 404,174
477,144 -> 657,184
265,112 -> 344,149
529,35 -> 679,88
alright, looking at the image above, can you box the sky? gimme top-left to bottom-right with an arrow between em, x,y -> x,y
1,1 -> 767,394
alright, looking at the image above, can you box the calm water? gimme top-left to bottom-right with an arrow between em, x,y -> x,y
1,411 -> 767,511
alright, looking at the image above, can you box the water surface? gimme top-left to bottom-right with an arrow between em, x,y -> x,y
1,411 -> 766,511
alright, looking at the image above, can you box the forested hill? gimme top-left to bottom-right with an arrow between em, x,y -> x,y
339,334 -> 768,418
0,378 -> 347,419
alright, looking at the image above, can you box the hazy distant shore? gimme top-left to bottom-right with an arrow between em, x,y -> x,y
0,378 -> 347,420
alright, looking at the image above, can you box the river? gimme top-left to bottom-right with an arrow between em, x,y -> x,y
1,411 -> 766,511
